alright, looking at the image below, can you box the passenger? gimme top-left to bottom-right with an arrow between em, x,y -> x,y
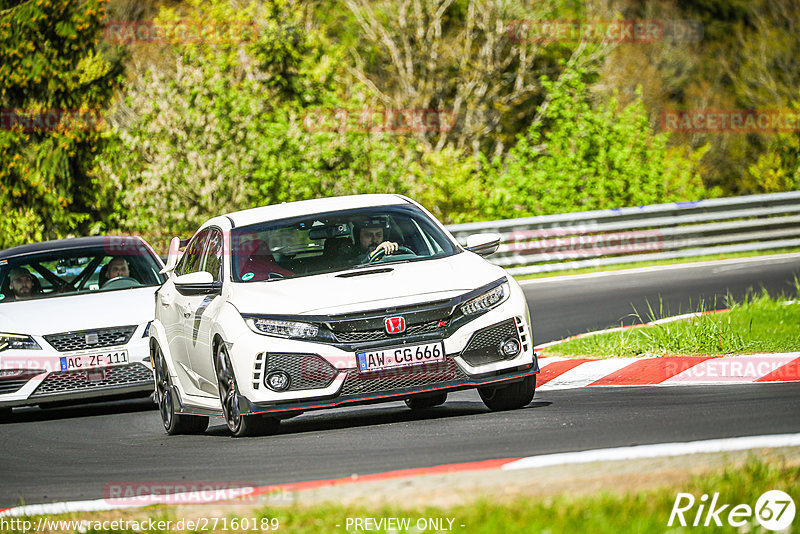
8,267 -> 40,300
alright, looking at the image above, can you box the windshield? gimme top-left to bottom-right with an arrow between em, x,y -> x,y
231,204 -> 459,282
0,245 -> 164,303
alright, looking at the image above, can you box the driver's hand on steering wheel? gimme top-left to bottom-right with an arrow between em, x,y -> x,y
374,241 -> 398,255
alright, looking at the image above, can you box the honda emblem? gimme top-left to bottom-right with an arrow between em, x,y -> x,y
385,316 -> 406,334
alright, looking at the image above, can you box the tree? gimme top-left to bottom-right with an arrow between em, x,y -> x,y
484,68 -> 708,219
97,0 -> 417,247
341,0 -> 614,158
0,0 -> 123,248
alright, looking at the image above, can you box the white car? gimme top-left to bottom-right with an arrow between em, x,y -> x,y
0,236 -> 164,419
151,195 -> 538,436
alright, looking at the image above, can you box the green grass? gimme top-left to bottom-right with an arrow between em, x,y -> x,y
7,458 -> 798,533
513,249 -> 800,281
543,290 -> 800,358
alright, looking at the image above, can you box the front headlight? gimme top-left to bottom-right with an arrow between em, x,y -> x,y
245,317 -> 319,339
460,282 -> 509,316
0,333 -> 41,352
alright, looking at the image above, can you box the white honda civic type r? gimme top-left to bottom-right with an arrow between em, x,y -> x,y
150,194 -> 538,436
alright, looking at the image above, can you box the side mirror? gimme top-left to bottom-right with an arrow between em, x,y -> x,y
174,271 -> 221,296
464,233 -> 501,256
160,236 -> 182,274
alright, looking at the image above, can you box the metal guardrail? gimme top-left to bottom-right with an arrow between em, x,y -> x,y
446,191 -> 800,275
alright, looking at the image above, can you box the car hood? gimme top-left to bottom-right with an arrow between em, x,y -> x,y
229,252 -> 506,316
0,287 -> 158,335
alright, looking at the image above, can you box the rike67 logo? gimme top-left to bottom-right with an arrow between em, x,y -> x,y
669,490 -> 795,530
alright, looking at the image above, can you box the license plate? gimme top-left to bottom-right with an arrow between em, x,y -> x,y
357,342 -> 445,373
59,350 -> 128,372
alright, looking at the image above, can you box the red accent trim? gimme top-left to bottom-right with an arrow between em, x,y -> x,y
756,356 -> 800,382
589,357 -> 714,386
536,359 -> 590,385
249,457 -> 520,497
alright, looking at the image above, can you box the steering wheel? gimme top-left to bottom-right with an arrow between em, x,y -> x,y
367,246 -> 416,264
101,276 -> 142,290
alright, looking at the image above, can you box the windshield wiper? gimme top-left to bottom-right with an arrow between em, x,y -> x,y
335,267 -> 394,278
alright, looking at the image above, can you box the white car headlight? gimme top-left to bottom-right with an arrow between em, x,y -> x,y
0,333 -> 41,352
460,282 -> 509,316
245,317 -> 319,339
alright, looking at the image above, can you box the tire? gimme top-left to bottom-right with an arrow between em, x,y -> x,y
479,375 -> 536,412
0,407 -> 11,422
215,342 -> 279,437
405,392 -> 447,410
153,343 -> 208,435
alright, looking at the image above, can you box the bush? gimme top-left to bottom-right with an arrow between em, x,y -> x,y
484,68 -> 709,219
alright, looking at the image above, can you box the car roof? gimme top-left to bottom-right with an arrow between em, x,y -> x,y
205,194 -> 413,230
0,236 -> 150,260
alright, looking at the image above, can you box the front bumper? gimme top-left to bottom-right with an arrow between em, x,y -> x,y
241,360 -> 537,416
0,324 -> 153,408
220,284 -> 537,416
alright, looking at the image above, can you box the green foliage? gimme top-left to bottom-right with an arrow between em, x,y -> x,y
0,0 -> 123,249
544,291 -> 800,358
408,147 -> 485,224
745,131 -> 800,194
484,68 -> 709,219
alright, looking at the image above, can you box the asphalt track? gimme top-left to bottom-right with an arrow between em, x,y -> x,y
2,255 -> 799,508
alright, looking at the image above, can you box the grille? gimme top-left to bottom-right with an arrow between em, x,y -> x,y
44,326 -> 137,353
340,357 -> 467,396
30,363 -> 152,397
254,353 -> 338,392
0,377 -> 32,394
460,319 -> 519,367
334,321 -> 441,343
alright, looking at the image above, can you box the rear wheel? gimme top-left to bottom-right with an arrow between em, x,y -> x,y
479,375 -> 536,411
153,343 -> 208,435
215,342 -> 279,437
405,392 -> 447,410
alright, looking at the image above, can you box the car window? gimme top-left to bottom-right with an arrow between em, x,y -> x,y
202,228 -> 224,282
230,204 -> 459,282
176,229 -> 210,276
0,244 -> 164,303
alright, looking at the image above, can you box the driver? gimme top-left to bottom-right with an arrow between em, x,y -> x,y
8,267 -> 40,300
100,256 -> 136,288
107,257 -> 130,279
355,219 -> 398,263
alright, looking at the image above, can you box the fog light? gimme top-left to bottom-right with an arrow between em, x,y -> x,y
500,338 -> 521,358
266,371 -> 291,391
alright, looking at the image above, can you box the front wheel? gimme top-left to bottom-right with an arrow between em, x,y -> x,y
153,343 -> 208,435
215,342 -> 279,437
479,375 -> 536,411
